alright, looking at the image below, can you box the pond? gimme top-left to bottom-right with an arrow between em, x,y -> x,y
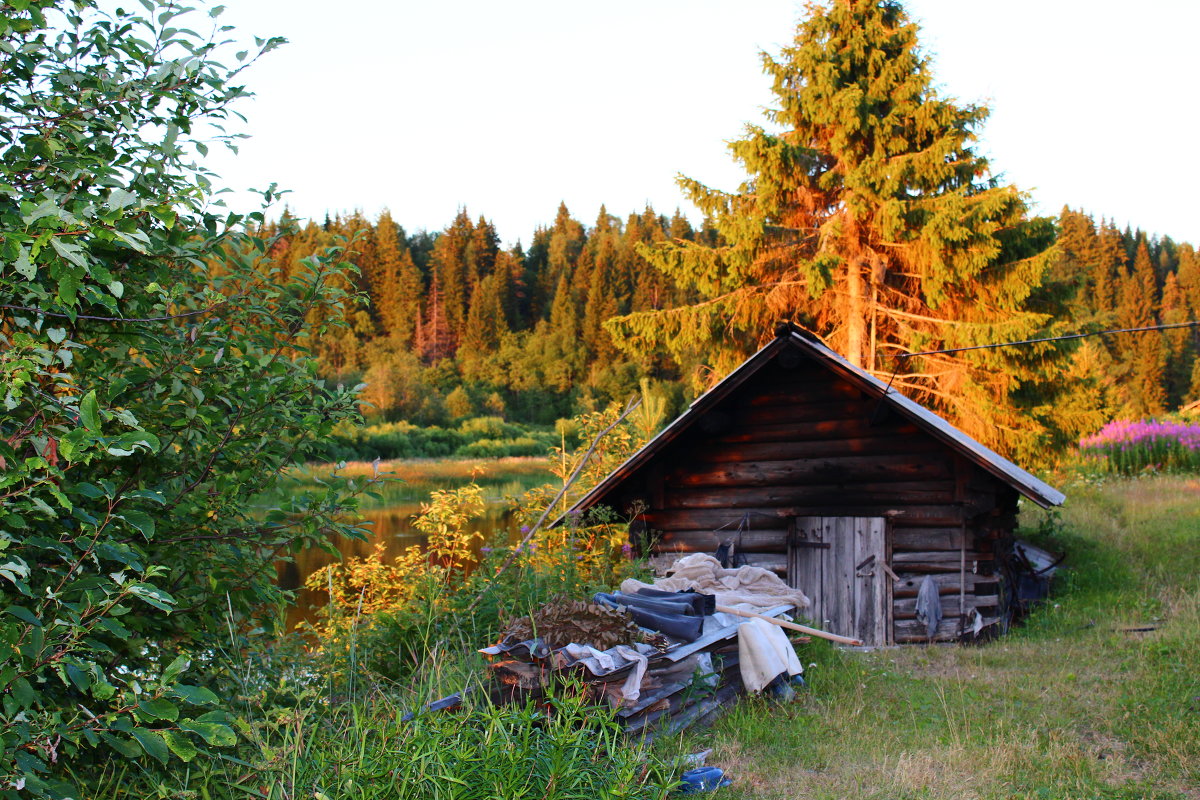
274,458 -> 554,629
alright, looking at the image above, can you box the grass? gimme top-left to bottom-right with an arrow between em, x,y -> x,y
198,684 -> 678,800
667,475 -> 1200,799
303,455 -> 552,483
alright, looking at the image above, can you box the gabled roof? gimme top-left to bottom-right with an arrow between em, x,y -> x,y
566,325 -> 1065,515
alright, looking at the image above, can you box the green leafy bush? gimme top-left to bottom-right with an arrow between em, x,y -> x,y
456,436 -> 549,458
323,419 -> 558,461
0,2 -> 365,795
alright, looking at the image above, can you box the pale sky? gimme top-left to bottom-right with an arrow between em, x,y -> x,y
205,1 -> 1200,246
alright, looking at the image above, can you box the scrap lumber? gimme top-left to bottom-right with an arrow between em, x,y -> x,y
482,603 -> 805,738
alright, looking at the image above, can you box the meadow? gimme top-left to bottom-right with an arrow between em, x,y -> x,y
680,475 -> 1200,799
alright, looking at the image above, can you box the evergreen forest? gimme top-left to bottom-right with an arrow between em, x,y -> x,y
280,203 -> 1200,464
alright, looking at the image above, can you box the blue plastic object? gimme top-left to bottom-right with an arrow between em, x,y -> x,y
676,766 -> 732,794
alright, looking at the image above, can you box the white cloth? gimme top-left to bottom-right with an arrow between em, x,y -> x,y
915,574 -> 943,639
620,553 -> 810,609
611,645 -> 649,706
557,642 -> 653,706
737,616 -> 803,693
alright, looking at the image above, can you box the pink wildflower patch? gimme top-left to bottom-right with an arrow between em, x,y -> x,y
1079,419 -> 1200,474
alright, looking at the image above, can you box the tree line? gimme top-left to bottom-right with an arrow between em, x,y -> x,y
256,203 -> 711,426
262,201 -> 1200,461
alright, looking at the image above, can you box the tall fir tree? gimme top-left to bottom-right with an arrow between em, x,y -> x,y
367,210 -> 423,345
1116,238 -> 1167,415
1091,221 -> 1126,318
606,0 -> 1058,458
459,271 -> 511,372
1052,208 -> 1098,316
429,209 -> 477,346
418,273 -> 455,362
1160,271 -> 1194,407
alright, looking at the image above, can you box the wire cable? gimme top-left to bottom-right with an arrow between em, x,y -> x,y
895,320 -> 1200,360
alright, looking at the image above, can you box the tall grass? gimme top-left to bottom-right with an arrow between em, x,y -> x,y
197,688 -> 675,800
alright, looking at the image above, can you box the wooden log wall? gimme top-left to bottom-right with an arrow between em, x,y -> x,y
610,356 -> 1020,644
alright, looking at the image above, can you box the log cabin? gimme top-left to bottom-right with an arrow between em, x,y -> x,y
565,324 -> 1065,646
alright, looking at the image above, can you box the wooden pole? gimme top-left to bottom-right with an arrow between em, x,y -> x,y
465,396 -> 641,613
714,604 -> 863,646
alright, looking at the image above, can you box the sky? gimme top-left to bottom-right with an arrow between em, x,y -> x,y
204,1 -> 1200,246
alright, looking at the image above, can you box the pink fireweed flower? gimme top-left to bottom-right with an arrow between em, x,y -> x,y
1080,419 -> 1200,451
1079,418 -> 1200,474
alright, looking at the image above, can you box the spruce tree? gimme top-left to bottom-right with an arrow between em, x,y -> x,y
606,0 -> 1058,457
1116,238 -> 1167,415
1160,272 -> 1194,407
367,210 -> 422,345
430,209 -> 476,344
459,272 -> 510,371
1091,221 -> 1125,318
1053,208 -> 1099,316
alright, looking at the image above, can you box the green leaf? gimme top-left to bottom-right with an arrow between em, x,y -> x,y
102,733 -> 141,759
106,188 -> 137,210
58,428 -> 92,462
79,390 -> 101,432
13,247 -> 34,279
161,654 -> 190,684
138,698 -> 179,722
51,236 -> 87,268
162,729 -> 198,762
72,482 -> 106,499
91,678 -> 117,701
5,605 -> 40,627
171,684 -> 218,706
130,728 -> 170,764
65,663 -> 91,692
128,583 -> 174,611
11,677 -> 36,709
119,510 -> 155,539
56,271 -> 81,304
179,720 -> 236,747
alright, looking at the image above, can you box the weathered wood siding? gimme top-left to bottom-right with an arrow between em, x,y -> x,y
609,356 -> 1017,644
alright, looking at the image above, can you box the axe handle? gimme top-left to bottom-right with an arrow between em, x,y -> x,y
714,604 -> 864,646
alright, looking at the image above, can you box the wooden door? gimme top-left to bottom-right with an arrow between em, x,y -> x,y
788,516 -> 890,646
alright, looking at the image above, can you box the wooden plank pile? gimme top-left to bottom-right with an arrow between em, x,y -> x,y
480,602 -> 800,741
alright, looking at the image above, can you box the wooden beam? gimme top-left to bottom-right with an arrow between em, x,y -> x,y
666,453 -> 953,489
682,434 -> 945,464
713,419 -> 922,445
665,481 -> 957,510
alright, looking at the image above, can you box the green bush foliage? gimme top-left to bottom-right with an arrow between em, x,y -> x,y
323,419 -> 559,462
0,3 -> 365,795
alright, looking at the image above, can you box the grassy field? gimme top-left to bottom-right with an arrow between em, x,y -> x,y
673,475 -> 1200,799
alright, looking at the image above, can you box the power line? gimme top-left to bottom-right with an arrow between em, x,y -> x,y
895,320 -> 1200,360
